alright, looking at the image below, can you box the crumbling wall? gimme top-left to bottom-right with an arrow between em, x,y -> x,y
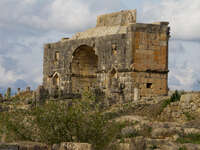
43,10 -> 170,101
96,9 -> 136,27
43,34 -> 131,98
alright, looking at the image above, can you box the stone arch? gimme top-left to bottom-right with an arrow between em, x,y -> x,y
71,45 -> 98,93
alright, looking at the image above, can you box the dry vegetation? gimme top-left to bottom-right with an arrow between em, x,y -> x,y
1,90 -> 200,150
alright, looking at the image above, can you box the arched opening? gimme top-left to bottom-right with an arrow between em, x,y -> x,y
71,45 -> 98,93
53,73 -> 59,87
55,51 -> 60,61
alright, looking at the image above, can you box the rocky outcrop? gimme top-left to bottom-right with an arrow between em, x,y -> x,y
160,92 -> 200,122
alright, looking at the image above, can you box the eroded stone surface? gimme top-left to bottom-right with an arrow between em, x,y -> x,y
43,9 -> 170,102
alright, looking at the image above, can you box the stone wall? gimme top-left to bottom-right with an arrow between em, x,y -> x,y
2,139 -> 200,150
43,10 -> 170,101
0,142 -> 48,150
132,72 -> 168,97
129,22 -> 169,97
96,10 -> 136,27
131,22 -> 169,72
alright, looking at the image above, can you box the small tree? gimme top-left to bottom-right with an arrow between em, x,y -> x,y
170,90 -> 181,102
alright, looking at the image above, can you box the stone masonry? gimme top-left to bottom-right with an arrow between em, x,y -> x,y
43,10 -> 170,102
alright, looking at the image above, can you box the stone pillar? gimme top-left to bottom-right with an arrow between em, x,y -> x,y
26,86 -> 31,92
5,87 -> 11,99
17,88 -> 21,94
134,88 -> 139,101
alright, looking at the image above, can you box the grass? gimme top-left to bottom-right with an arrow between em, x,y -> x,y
177,133 -> 200,144
150,145 -> 158,150
179,146 -> 187,150
0,93 -> 126,150
183,112 -> 195,121
161,90 -> 182,112
162,99 -> 171,109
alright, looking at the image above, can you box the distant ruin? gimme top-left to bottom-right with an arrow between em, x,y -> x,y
43,9 -> 170,102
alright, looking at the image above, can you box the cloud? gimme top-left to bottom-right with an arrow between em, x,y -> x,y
141,0 -> 200,41
0,0 -> 123,93
0,58 -> 20,87
138,0 -> 200,91
0,0 -> 123,33
169,40 -> 200,91
0,0 -> 199,93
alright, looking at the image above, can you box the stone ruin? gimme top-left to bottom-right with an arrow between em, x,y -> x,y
43,9 -> 170,102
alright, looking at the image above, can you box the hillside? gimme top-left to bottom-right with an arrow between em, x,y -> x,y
1,90 -> 200,150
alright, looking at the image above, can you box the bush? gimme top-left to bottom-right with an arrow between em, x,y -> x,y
183,112 -> 195,121
170,90 -> 181,102
176,133 -> 200,144
162,99 -> 171,109
150,145 -> 158,150
179,147 -> 187,150
0,96 -> 122,150
161,90 -> 181,110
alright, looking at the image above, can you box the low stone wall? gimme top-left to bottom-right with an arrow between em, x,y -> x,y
0,142 -> 93,150
0,142 -> 130,150
0,142 -> 48,150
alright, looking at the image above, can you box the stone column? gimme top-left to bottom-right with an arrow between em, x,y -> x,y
17,88 -> 21,94
5,87 -> 11,99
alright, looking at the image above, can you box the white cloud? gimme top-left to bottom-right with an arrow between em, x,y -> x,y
138,0 -> 200,90
0,0 -> 199,92
141,0 -> 200,40
48,0 -> 93,31
169,40 -> 200,90
0,57 -> 21,87
0,0 -> 122,33
0,0 -> 123,91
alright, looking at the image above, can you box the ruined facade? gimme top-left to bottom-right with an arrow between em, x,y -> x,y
43,10 -> 170,102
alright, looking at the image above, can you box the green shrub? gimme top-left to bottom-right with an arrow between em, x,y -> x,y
179,146 -> 187,150
183,112 -> 195,121
0,109 -> 34,142
161,90 -> 181,110
177,133 -> 200,144
162,99 -> 171,109
150,145 -> 158,150
170,90 -> 181,102
0,97 -> 122,150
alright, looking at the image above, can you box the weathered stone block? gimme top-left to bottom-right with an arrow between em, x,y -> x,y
43,10 -> 170,101
0,144 -> 18,150
59,143 -> 91,150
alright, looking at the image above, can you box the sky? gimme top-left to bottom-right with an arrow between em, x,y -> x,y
0,0 -> 199,93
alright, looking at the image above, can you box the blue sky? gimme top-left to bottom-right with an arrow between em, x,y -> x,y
0,0 -> 199,93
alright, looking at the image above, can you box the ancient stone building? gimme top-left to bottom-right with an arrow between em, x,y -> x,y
43,10 -> 170,102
